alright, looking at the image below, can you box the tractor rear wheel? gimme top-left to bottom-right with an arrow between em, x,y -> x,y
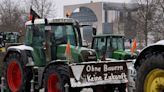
136,53 -> 164,92
44,64 -> 70,92
4,52 -> 32,92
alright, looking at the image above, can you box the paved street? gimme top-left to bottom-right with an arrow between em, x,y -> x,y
39,88 -> 94,92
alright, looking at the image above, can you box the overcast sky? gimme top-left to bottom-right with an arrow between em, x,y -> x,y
54,0 -> 135,17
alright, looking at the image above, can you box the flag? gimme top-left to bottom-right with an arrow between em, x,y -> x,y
65,40 -> 72,64
130,38 -> 137,55
29,7 -> 41,22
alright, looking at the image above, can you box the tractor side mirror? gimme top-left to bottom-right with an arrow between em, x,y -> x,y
92,27 -> 97,35
82,40 -> 89,47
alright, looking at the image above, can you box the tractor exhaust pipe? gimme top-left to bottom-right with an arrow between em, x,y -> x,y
65,83 -> 69,92
1,77 -> 5,92
30,79 -> 34,92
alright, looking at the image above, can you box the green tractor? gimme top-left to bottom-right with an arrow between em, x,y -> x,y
0,32 -> 20,53
3,18 -> 129,92
91,34 -> 137,60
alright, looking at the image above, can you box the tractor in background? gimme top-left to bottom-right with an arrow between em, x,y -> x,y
0,32 -> 20,53
91,34 -> 137,60
134,40 -> 164,92
91,34 -> 139,92
3,17 -> 131,92
0,32 -> 20,77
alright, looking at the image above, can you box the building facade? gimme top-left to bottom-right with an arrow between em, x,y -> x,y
64,2 -> 139,42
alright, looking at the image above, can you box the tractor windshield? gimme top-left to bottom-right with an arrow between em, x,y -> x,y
92,36 -> 124,59
110,37 -> 124,51
50,24 -> 77,46
25,24 -> 78,46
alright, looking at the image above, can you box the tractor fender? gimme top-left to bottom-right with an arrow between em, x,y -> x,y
7,45 -> 33,51
4,45 -> 34,66
134,40 -> 164,69
44,60 -> 67,70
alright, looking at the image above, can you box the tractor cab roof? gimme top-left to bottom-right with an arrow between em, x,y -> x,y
25,17 -> 76,25
93,34 -> 124,38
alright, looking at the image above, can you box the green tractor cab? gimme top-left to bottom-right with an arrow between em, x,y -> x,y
91,34 -> 137,60
24,18 -> 97,66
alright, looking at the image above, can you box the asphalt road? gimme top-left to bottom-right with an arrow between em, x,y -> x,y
39,88 -> 93,92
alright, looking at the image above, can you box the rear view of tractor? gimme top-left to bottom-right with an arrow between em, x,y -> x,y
134,40 -> 164,92
91,34 -> 137,60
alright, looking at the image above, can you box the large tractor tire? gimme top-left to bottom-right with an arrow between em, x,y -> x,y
4,52 -> 32,92
136,53 -> 164,92
44,64 -> 70,92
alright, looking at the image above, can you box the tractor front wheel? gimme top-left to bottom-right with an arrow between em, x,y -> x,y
44,64 -> 70,92
136,53 -> 164,92
4,52 -> 32,92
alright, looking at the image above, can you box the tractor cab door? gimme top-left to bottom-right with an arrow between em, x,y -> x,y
92,37 -> 107,59
25,25 -> 46,66
111,37 -> 124,51
106,37 -> 114,58
109,36 -> 125,59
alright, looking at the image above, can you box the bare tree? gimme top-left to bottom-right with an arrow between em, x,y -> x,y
24,0 -> 56,18
134,0 -> 153,46
153,0 -> 164,41
0,0 -> 24,32
134,0 -> 164,46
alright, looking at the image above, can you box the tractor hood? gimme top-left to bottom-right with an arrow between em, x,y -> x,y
56,44 -> 97,63
113,50 -> 137,60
